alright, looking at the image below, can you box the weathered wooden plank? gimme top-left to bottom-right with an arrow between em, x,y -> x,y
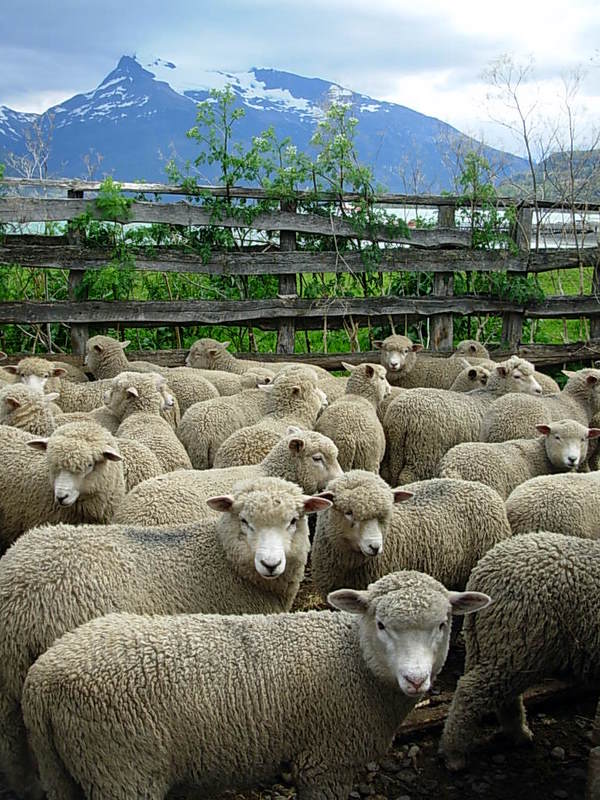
277,200 -> 297,353
0,294 -> 599,326
4,177 -> 600,211
431,204 -> 456,350
0,198 -> 470,247
2,239 -> 597,275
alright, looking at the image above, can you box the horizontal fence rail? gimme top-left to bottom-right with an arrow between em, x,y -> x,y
1,176 -> 600,361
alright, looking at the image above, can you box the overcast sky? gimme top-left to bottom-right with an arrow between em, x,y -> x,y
2,0 -> 599,156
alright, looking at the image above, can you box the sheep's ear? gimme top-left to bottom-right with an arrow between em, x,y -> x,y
365,364 -> 375,378
221,341 -> 230,350
587,428 -> 600,439
288,437 -> 305,453
27,438 -> 49,451
562,369 -> 576,378
93,343 -> 104,354
2,365 -> 18,375
120,340 -> 131,350
469,343 -> 478,353
327,588 -> 370,614
258,382 -> 274,393
341,361 -> 355,373
495,364 -> 508,377
285,425 -> 303,435
468,368 -> 478,380
373,340 -> 383,350
4,395 -> 21,410
206,495 -> 235,512
291,385 -> 301,395
51,367 -> 67,378
303,495 -> 332,513
586,374 -> 598,386
316,490 -> 335,503
536,424 -> 552,436
102,448 -> 123,462
448,591 -> 492,615
45,392 -> 60,403
392,489 -> 413,503
126,386 -> 139,398
411,343 -> 423,352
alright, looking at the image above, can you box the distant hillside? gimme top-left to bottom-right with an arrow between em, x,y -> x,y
499,149 -> 600,201
0,55 -> 530,192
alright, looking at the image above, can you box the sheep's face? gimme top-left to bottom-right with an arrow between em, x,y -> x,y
563,369 -> 600,414
494,358 -> 542,395
3,358 -> 66,394
328,573 -> 491,696
374,336 -> 422,374
285,429 -> 343,493
186,339 -> 230,369
451,365 -> 490,392
208,484 -> 331,579
538,420 -> 600,470
455,340 -> 489,359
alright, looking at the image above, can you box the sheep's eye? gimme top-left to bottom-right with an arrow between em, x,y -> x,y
377,620 -> 385,631
289,517 -> 298,528
87,462 -> 94,471
312,454 -> 323,463
344,511 -> 353,520
439,621 -> 447,631
555,435 -> 561,440
240,517 -> 249,526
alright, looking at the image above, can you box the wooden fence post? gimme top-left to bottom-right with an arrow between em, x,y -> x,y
501,206 -> 532,348
591,257 -> 600,340
276,199 -> 297,354
431,203 -> 455,351
66,189 -> 89,358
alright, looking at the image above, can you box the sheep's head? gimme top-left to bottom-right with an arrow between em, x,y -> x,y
0,384 -> 59,424
28,421 -> 122,507
105,372 -> 170,420
374,335 -> 422,374
261,373 -> 326,420
454,340 -> 490,359
318,470 -> 412,558
450,361 -> 490,392
240,368 -> 275,389
563,368 -> 600,414
328,571 -> 490,696
185,338 -> 230,369
84,335 -> 130,371
208,477 -> 331,579
537,419 -> 600,471
263,428 -> 343,493
343,362 -> 391,405
3,357 -> 66,393
492,357 -> 542,396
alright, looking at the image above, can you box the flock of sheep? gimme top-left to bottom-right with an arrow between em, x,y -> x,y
0,332 -> 598,799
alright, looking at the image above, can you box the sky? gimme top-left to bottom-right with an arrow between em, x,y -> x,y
2,0 -> 600,156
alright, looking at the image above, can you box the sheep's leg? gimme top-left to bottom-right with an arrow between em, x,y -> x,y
0,693 -> 42,800
496,694 -> 533,744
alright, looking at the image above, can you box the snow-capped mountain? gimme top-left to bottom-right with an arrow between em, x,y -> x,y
0,55 -> 528,190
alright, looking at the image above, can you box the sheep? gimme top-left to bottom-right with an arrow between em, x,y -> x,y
21,571 -> 490,800
0,384 -> 60,435
439,419 -> 600,499
315,362 -> 390,472
1,356 -> 68,393
452,339 -> 491,359
448,361 -> 491,392
213,372 -> 326,468
481,367 -> 600,442
114,428 -> 343,527
0,476 -> 330,798
0,421 -> 125,552
439,532 -> 600,775
177,381 -> 272,469
312,471 -> 511,599
382,356 -> 543,485
505,471 -> 600,538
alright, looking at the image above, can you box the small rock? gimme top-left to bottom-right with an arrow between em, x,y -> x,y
492,754 -> 506,765
407,745 -> 420,759
551,746 -> 566,761
366,761 -> 379,772
349,792 -> 361,799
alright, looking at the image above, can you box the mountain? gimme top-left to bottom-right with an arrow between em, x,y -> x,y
0,55 -> 529,191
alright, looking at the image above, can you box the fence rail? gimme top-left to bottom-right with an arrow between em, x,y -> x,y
1,177 -> 600,361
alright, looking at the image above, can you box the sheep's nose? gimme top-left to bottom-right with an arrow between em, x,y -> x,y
568,456 -> 577,466
404,675 -> 427,692
56,493 -> 69,505
367,543 -> 381,555
260,559 -> 282,574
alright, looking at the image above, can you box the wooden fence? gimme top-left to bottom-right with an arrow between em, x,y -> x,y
1,177 -> 600,367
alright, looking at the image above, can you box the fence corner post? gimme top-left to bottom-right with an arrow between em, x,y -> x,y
431,202 -> 455,351
501,206 -> 532,349
66,189 -> 89,360
276,199 -> 297,354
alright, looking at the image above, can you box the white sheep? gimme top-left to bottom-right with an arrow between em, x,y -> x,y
382,356 -> 543,485
0,476 -> 330,798
0,421 -> 125,552
113,428 -> 343,527
312,471 -> 512,598
439,532 -> 600,777
22,571 -> 490,800
0,383 -> 60,435
439,419 -> 600,499
315,362 -> 390,471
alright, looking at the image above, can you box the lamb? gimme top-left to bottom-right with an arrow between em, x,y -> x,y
0,476 -> 330,797
439,532 -> 600,776
0,384 -> 60,435
452,339 -> 491,359
481,367 -> 600,442
21,571 -> 490,800
312,471 -> 511,599
1,356 -> 68,393
505,471 -> 600,538
177,381 -> 272,469
114,428 -> 343,527
0,421 -> 125,552
448,361 -> 491,392
382,356 -> 543,485
439,419 -> 600,499
315,362 -> 390,472
213,372 -> 326,467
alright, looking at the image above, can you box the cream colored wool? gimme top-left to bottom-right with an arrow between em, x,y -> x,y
0,384 -> 59,435
382,357 -> 543,485
110,438 -> 163,492
0,421 -> 125,553
84,335 -> 162,378
452,340 -> 490,359
440,532 -> 600,772
439,419 -> 600,499
114,429 -> 343,527
448,363 -> 490,392
51,376 -> 115,413
117,413 -> 191,472
481,368 -> 600,442
0,477 -> 328,798
21,572 -> 488,800
312,471 -> 511,598
505,470 -> 600,538
177,387 -> 270,469
214,373 -> 325,467
56,406 -> 121,434
315,363 -> 390,472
